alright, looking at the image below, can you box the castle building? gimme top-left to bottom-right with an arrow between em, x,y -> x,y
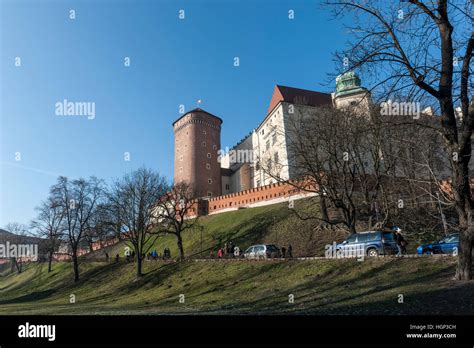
172,109 -> 223,198
172,72 -> 369,198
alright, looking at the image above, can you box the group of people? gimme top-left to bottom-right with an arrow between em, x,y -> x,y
146,247 -> 172,261
215,241 -> 240,259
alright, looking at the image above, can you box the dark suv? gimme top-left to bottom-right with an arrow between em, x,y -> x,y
335,231 -> 398,257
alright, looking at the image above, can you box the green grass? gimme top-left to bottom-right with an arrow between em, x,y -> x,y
90,199 -> 347,260
2,199 -> 472,315
0,257 -> 471,315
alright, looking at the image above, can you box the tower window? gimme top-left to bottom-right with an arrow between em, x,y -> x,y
203,130 -> 207,135
202,141 -> 206,147
180,155 -> 183,161
179,167 -> 183,173
207,153 -> 211,159
225,184 -> 230,190
212,144 -> 217,150
206,163 -> 211,170
207,192 -> 212,197
208,178 -> 213,184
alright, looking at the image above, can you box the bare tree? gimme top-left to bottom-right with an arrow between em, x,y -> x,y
326,0 -> 473,279
84,203 -> 116,253
3,222 -> 29,273
31,197 -> 65,272
109,168 -> 168,278
51,176 -> 104,282
264,106 -> 380,234
154,181 -> 200,260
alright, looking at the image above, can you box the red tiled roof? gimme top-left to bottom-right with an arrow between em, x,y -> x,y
267,85 -> 332,114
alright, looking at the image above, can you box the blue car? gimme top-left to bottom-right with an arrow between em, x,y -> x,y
416,233 -> 459,255
334,231 -> 398,257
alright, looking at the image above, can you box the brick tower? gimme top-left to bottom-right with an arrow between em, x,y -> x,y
172,108 -> 223,198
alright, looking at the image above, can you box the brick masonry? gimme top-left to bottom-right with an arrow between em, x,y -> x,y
173,109 -> 223,198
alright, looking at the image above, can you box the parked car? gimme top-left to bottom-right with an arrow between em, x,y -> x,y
334,231 -> 398,257
243,244 -> 281,259
416,233 -> 459,255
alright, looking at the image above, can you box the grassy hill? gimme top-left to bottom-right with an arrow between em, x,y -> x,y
87,199 -> 348,260
0,257 -> 471,315
2,199 -> 471,315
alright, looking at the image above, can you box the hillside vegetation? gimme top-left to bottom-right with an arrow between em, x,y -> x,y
1,257 -> 471,315
2,200 -> 469,315
88,199 -> 347,260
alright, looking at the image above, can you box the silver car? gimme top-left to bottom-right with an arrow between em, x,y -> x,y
243,244 -> 281,259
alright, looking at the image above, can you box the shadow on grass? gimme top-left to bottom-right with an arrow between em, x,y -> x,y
0,288 -> 57,304
198,260 -> 463,315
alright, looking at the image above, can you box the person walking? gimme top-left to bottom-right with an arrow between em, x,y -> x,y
217,247 -> 223,259
287,244 -> 293,258
393,227 -> 406,256
281,246 -> 286,258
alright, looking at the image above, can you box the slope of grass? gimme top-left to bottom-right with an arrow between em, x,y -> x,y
89,199 -> 347,260
3,199 -> 470,315
0,256 -> 471,315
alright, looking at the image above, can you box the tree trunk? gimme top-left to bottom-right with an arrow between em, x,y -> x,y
320,195 -> 329,222
136,253 -> 143,278
456,230 -> 473,280
72,253 -> 80,282
177,234 -> 185,261
455,199 -> 473,280
48,250 -> 53,273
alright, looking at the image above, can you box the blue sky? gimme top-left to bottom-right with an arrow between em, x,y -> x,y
0,0 -> 350,227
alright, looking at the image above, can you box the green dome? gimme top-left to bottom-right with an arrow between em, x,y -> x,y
335,72 -> 366,97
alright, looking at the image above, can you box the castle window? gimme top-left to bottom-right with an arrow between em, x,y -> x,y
225,184 -> 230,190
180,155 -> 183,161
208,178 -> 213,184
212,144 -> 217,150
274,152 -> 279,164
266,140 -> 270,151
272,133 -> 277,145
207,153 -> 211,159
179,167 -> 183,173
267,158 -> 272,170
202,141 -> 206,147
206,163 -> 211,170
203,130 -> 207,135
207,192 -> 212,197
